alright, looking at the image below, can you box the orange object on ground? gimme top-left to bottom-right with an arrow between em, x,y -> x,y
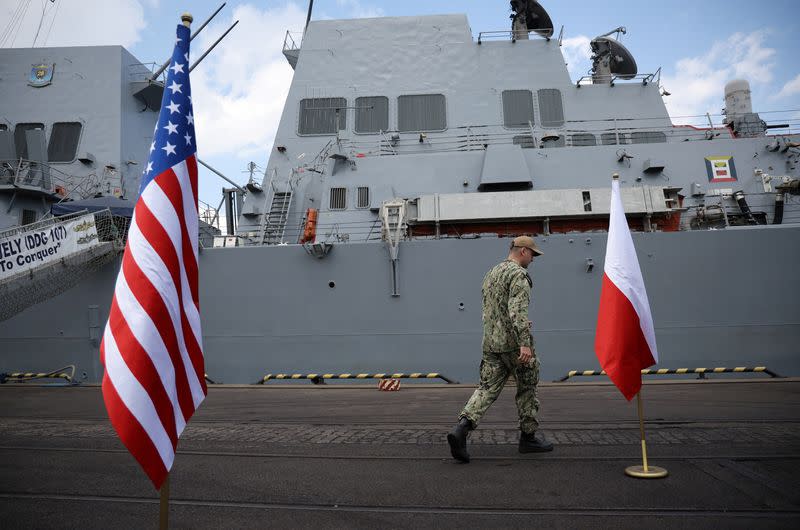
378,379 -> 401,391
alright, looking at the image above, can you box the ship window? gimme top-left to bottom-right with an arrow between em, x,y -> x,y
541,135 -> 565,148
631,131 -> 667,144
537,89 -> 564,128
582,191 -> 592,212
502,90 -> 535,129
21,209 -> 37,225
355,96 -> 389,134
356,186 -> 370,208
48,122 -> 82,162
513,135 -> 536,148
600,132 -> 629,145
330,187 -> 347,210
571,133 -> 596,147
298,97 -> 347,135
397,94 -> 446,132
14,123 -> 44,160
0,124 -> 7,131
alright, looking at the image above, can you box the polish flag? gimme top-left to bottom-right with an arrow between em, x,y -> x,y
594,177 -> 658,400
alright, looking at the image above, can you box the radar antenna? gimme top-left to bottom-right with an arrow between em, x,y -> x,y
509,1 -> 554,40
590,28 -> 637,84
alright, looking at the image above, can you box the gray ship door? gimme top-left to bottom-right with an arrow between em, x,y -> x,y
23,128 -> 51,190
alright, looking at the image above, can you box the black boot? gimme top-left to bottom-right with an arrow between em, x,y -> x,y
447,417 -> 473,463
519,431 -> 553,453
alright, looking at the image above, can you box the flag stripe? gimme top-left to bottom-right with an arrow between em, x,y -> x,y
595,274 -> 656,400
595,178 -> 658,401
154,165 -> 205,389
112,270 -> 187,436
138,179 -> 205,403
102,369 -> 169,488
102,326 -> 175,472
125,204 -> 204,410
107,298 -> 180,449
186,154 -> 199,214
159,163 -> 201,311
164,170 -> 205,388
122,229 -> 194,421
603,180 -> 658,362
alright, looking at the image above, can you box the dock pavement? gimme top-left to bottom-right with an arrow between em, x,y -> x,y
1,378 -> 799,529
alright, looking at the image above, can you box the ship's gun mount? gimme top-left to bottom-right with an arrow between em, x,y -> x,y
722,79 -> 767,138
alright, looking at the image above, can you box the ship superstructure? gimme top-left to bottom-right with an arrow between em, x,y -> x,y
0,2 -> 798,384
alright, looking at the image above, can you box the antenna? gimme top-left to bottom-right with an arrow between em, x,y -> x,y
590,34 -> 637,84
597,26 -> 626,40
149,3 -> 228,81
509,1 -> 554,40
304,0 -> 315,35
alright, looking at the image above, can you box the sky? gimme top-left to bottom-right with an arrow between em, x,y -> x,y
2,0 -> 799,209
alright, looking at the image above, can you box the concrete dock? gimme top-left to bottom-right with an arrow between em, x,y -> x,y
1,379 -> 799,529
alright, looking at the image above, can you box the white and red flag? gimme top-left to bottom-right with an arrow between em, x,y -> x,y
100,22 -> 206,489
594,177 -> 658,400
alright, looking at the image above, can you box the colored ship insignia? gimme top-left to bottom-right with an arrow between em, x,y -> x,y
28,64 -> 54,87
705,156 -> 737,183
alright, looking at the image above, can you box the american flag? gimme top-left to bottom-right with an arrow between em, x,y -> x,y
100,23 -> 206,489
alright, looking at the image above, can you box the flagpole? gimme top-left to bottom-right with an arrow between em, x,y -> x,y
625,389 -> 668,479
159,473 -> 170,529
156,16 -> 190,529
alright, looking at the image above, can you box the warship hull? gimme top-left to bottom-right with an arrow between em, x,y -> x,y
1,226 -> 798,384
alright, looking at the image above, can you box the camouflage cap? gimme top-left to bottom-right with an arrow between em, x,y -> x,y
511,235 -> 544,256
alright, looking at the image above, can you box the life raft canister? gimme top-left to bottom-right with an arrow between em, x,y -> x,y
300,208 -> 318,243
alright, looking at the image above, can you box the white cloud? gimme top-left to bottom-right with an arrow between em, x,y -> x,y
660,31 -> 777,123
335,0 -> 384,19
190,2 -> 306,162
777,74 -> 800,99
0,0 -> 147,48
560,35 -> 592,79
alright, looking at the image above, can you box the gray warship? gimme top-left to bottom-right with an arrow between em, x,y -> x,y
1,1 -> 799,385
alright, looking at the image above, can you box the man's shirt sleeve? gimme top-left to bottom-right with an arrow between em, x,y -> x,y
507,271 -> 532,348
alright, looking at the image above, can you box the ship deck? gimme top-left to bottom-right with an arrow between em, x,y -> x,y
1,379 -> 799,529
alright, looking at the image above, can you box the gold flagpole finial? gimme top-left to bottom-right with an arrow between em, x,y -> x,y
181,13 -> 193,27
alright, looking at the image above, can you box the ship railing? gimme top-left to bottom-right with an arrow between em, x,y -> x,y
283,30 -> 302,52
0,158 -> 109,201
0,207 -> 127,246
0,209 -> 128,322
0,159 -> 57,194
127,61 -> 165,83
476,30 -> 555,44
336,115 -> 799,158
198,199 -> 222,231
0,209 -> 83,240
575,68 -> 661,88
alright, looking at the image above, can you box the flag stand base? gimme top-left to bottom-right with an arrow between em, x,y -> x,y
625,391 -> 668,480
625,465 -> 668,479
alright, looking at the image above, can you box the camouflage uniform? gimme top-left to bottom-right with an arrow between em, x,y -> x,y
460,260 -> 541,434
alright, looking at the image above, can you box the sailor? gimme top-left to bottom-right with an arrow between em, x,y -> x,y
447,235 -> 553,462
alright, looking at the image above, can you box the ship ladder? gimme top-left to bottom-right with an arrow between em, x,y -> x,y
259,189 -> 293,244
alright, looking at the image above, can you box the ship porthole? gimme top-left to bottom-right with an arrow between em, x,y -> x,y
458,302 -> 465,310
328,281 -> 336,288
